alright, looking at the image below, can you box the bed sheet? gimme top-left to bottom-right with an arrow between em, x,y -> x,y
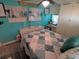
22,29 -> 64,59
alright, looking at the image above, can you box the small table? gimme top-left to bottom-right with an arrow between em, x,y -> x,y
44,24 -> 56,32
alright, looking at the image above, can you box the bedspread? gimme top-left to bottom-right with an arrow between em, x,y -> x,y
21,29 -> 64,59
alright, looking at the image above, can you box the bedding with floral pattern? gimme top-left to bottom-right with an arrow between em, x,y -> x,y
21,29 -> 64,59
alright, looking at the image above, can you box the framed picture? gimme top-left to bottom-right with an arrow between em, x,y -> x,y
8,6 -> 27,22
0,3 -> 6,18
44,8 -> 50,15
28,8 -> 41,21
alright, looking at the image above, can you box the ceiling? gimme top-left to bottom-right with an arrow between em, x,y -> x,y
53,0 -> 79,4
23,0 -> 79,5
18,0 -> 79,7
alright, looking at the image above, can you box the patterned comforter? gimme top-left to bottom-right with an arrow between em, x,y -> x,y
21,29 -> 64,59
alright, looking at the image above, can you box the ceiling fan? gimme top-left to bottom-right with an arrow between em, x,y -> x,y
18,0 -> 57,7
37,0 -> 56,7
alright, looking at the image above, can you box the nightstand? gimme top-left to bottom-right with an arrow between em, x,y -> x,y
44,24 -> 56,32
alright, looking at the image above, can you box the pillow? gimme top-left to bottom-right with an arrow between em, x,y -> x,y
20,26 -> 44,39
60,36 -> 79,53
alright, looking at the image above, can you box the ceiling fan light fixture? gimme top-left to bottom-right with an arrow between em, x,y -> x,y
42,0 -> 50,7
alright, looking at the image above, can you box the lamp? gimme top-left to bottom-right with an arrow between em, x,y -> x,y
42,0 -> 50,7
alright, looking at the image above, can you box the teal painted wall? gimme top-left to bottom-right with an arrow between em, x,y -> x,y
0,0 -> 51,43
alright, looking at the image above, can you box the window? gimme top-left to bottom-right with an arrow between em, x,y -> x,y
52,15 -> 58,25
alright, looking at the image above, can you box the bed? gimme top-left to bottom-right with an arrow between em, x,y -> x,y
20,26 -> 65,59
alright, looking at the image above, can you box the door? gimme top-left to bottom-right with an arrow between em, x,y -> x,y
57,4 -> 73,37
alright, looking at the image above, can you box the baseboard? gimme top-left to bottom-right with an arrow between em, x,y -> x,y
3,40 -> 18,46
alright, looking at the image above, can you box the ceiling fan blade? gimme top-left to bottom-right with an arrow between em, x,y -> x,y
36,0 -> 43,6
49,0 -> 53,3
18,1 -> 36,7
48,0 -> 60,5
48,0 -> 56,4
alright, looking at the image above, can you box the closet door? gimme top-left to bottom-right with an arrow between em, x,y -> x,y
69,3 -> 79,36
57,3 -> 79,37
57,4 -> 73,37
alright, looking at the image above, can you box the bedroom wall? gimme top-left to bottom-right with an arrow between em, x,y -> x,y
0,0 -> 59,43
56,3 -> 79,37
0,0 -> 52,43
